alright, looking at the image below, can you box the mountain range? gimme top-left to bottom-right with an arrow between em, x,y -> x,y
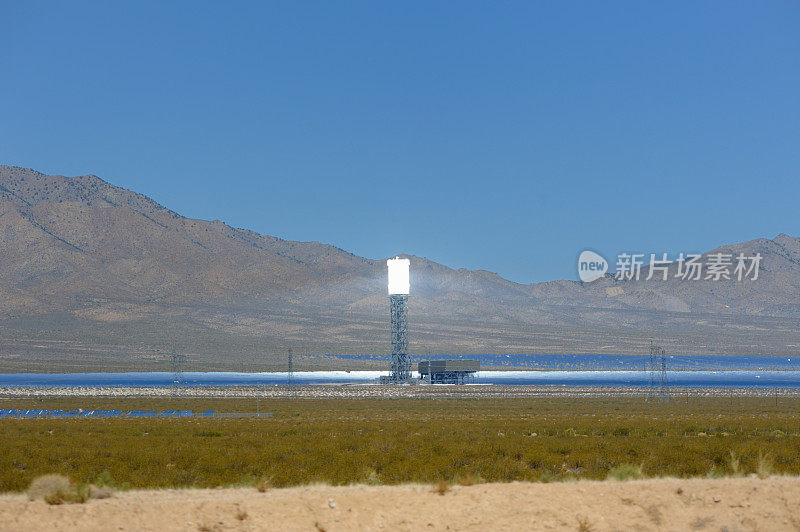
1,165 -> 798,371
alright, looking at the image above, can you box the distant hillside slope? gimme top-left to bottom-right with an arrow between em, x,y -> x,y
0,165 -> 798,370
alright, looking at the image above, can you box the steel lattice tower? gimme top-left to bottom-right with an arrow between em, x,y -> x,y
287,348 -> 295,396
646,342 -> 669,403
390,293 -> 410,382
170,351 -> 186,397
647,342 -> 657,401
658,348 -> 669,403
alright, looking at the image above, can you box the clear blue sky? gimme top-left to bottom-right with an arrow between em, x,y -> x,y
1,2 -> 798,283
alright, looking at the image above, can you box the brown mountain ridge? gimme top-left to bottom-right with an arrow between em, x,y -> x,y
1,165 -> 798,371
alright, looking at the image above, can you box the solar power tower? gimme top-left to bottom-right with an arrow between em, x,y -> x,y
387,257 -> 411,383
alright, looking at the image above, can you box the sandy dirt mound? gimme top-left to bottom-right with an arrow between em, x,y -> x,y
1,477 -> 799,531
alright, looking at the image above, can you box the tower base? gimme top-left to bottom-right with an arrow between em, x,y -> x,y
389,293 -> 410,383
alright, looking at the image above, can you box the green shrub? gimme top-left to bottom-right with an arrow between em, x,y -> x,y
728,451 -> 743,477
26,474 -> 105,505
757,451 -> 774,479
2,397 -> 800,491
456,473 -> 482,486
433,480 -> 450,495
607,464 -> 644,481
27,474 -> 72,504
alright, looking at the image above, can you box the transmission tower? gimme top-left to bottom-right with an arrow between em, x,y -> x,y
287,348 -> 295,397
658,348 -> 669,403
646,342 -> 669,403
170,350 -> 186,397
646,342 -> 655,401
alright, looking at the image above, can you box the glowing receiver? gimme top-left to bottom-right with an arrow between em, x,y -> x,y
387,257 -> 410,295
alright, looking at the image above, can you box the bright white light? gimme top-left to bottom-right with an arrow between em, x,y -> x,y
387,257 -> 410,295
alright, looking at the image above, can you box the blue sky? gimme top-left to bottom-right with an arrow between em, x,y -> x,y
1,2 -> 798,283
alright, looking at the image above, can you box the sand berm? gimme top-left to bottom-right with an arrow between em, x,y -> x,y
1,476 -> 799,531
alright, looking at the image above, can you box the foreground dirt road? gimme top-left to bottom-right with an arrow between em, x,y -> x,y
1,477 -> 799,531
